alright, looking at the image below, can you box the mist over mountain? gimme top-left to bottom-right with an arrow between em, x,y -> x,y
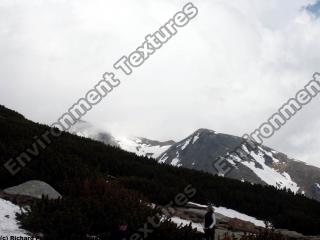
70,120 -> 175,159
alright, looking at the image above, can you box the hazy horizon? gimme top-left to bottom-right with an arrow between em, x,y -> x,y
1,0 -> 320,167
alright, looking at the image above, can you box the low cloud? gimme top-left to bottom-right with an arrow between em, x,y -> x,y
1,0 -> 320,167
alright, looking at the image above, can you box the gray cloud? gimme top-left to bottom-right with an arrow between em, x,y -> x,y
1,0 -> 320,167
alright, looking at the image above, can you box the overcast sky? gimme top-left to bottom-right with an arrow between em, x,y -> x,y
1,0 -> 320,167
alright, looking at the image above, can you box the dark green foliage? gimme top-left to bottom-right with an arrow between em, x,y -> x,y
17,179 -> 155,239
1,105 -> 320,236
17,179 -> 198,240
152,220 -> 198,240
220,226 -> 296,240
219,232 -> 289,240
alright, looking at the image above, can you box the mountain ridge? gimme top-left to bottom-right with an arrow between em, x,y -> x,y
158,128 -> 320,201
69,121 -> 320,201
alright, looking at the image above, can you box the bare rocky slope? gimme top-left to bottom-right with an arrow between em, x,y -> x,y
157,129 -> 320,201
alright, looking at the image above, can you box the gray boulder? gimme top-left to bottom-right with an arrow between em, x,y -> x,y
4,180 -> 62,200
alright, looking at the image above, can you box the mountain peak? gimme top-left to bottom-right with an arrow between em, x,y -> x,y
193,128 -> 216,135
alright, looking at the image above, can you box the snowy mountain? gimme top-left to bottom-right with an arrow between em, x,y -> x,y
158,129 -> 320,201
69,121 -> 175,159
116,136 -> 175,158
69,122 -> 320,201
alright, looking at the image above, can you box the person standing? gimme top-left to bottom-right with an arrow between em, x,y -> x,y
204,205 -> 216,240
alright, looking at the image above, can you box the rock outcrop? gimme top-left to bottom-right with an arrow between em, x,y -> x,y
4,180 -> 62,200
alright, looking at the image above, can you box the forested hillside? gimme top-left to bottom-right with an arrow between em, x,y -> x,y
0,105 -> 320,238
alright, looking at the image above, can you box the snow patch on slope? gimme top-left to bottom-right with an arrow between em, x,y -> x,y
188,202 -> 265,228
192,133 -> 200,144
0,199 -> 29,237
171,216 -> 204,233
215,206 -> 265,227
235,145 -> 299,193
158,153 -> 168,163
171,151 -> 182,167
181,138 -> 191,150
116,136 -> 172,158
178,131 -> 201,150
